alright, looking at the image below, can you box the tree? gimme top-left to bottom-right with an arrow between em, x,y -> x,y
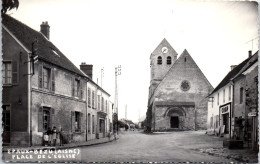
2,0 -> 19,14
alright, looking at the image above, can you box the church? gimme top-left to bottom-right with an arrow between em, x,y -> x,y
146,38 -> 213,131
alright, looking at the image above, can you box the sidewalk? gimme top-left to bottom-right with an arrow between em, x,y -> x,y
3,135 -> 119,152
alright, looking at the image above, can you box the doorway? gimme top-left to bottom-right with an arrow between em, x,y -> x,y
99,119 -> 105,138
2,105 -> 10,145
170,116 -> 179,128
222,113 -> 229,134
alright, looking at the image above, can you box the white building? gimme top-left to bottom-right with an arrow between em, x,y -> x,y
207,53 -> 253,138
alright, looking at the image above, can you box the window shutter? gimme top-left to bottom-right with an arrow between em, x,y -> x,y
38,64 -> 43,88
12,61 -> 18,84
50,108 -> 55,127
51,68 -> 55,92
80,112 -> 83,132
71,111 -> 75,132
71,78 -> 75,97
38,107 -> 43,132
80,81 -> 83,99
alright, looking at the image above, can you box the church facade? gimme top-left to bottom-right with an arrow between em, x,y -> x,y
146,39 -> 213,131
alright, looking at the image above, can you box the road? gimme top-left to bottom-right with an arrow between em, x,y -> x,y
4,130 -> 256,163
80,130 -> 232,162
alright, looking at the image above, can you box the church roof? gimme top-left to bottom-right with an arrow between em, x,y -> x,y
168,49 -> 213,88
149,48 -> 213,101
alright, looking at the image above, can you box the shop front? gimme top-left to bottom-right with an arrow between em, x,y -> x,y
219,103 -> 231,138
247,110 -> 258,150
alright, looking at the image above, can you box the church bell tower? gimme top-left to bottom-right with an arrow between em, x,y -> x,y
149,38 -> 178,97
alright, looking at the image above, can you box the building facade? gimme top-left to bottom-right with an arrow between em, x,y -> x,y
207,51 -> 258,148
2,14 -> 112,146
147,39 -> 213,132
232,52 -> 258,148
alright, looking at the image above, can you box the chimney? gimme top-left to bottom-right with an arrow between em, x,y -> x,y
248,50 -> 252,58
80,62 -> 93,79
40,21 -> 50,39
230,65 -> 237,71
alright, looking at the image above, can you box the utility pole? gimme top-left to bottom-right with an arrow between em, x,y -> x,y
125,104 -> 127,120
101,67 -> 104,87
139,108 -> 140,122
114,65 -> 121,134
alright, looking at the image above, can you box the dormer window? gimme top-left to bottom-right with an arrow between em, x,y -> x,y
167,56 -> 172,65
157,56 -> 162,65
50,47 -> 60,57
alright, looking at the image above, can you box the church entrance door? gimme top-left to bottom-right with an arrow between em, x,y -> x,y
170,116 -> 179,128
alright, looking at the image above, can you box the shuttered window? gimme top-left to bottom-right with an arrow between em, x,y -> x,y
101,97 -> 104,111
38,107 -> 53,132
39,64 -> 55,92
92,115 -> 95,133
71,77 -> 75,96
38,107 -> 43,132
74,79 -> 80,97
75,112 -> 80,132
38,64 -> 43,88
51,69 -> 55,92
98,95 -> 100,110
92,91 -> 95,109
80,82 -> 83,99
88,88 -> 91,107
43,67 -> 50,89
71,111 -> 75,132
88,113 -> 91,133
223,89 -> 225,103
105,100 -> 108,112
72,111 -> 82,132
228,86 -> 231,101
217,93 -> 219,105
43,108 -> 50,131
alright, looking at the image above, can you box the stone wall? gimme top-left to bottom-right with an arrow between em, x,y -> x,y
154,106 -> 196,131
245,65 -> 258,112
149,49 -> 213,131
233,76 -> 246,118
30,60 -> 111,145
149,39 -> 178,97
31,91 -> 86,145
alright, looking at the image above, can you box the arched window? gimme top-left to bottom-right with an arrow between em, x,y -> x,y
167,56 -> 172,65
157,56 -> 162,65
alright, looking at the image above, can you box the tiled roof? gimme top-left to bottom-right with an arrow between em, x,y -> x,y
2,14 -> 85,77
232,51 -> 258,80
209,53 -> 257,95
2,14 -> 111,96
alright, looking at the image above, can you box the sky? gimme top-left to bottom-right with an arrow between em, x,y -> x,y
7,0 -> 259,123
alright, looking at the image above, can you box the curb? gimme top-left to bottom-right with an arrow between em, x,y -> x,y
2,137 -> 119,152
